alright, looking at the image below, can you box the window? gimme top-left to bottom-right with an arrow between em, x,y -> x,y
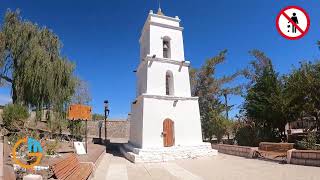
166,71 -> 174,95
162,36 -> 171,58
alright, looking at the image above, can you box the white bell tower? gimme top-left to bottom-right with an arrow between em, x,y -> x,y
124,9 -> 217,162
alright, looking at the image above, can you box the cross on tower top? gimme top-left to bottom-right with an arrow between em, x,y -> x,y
157,0 -> 164,16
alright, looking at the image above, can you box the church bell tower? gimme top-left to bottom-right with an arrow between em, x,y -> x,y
129,8 -> 205,150
123,8 -> 217,163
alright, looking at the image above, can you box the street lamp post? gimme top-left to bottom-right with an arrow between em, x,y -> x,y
104,100 -> 110,146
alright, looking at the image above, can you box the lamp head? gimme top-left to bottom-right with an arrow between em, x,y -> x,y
104,100 -> 109,109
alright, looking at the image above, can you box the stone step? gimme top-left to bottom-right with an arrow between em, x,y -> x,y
120,143 -> 218,163
123,143 -> 213,154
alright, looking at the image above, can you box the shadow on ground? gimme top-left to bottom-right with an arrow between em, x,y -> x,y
92,138 -> 125,158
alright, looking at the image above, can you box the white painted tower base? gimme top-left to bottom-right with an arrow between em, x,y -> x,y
120,143 -> 218,163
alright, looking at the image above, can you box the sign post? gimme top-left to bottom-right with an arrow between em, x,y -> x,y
85,120 -> 88,153
67,104 -> 92,154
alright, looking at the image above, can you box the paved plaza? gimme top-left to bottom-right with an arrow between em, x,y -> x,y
93,152 -> 320,180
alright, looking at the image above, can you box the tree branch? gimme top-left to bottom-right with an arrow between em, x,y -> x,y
0,74 -> 13,83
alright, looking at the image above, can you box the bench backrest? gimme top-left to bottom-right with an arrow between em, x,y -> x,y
51,154 -> 80,179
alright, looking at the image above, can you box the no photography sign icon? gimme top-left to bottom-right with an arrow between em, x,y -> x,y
276,6 -> 310,40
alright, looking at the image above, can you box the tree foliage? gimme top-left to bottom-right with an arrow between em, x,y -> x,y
234,118 -> 259,146
190,50 -> 243,141
2,103 -> 29,130
0,10 -> 76,114
242,50 -> 286,142
238,46 -> 320,145
67,120 -> 84,140
92,113 -> 105,121
284,61 -> 320,130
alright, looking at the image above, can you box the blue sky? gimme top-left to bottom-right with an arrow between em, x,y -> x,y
0,0 -> 319,118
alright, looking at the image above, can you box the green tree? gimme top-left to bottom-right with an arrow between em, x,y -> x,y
284,61 -> 320,130
224,118 -> 235,141
0,10 -> 76,114
210,112 -> 232,143
243,50 -> 286,142
190,50 -> 243,141
92,113 -> 105,121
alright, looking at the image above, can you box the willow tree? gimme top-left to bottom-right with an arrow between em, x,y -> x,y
0,10 -> 76,115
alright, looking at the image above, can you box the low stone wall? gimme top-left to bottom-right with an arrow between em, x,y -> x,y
212,144 -> 257,158
288,149 -> 320,167
86,120 -> 129,140
259,142 -> 294,152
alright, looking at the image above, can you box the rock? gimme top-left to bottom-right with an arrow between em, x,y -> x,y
23,174 -> 43,180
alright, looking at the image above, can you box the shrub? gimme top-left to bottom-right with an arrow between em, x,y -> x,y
67,120 -> 84,140
45,140 -> 59,155
211,115 -> 227,143
234,121 -> 258,146
296,132 -> 320,150
7,132 -> 25,145
2,104 -> 29,130
28,130 -> 40,140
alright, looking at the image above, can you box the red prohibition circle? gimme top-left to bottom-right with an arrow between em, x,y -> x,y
276,6 -> 310,40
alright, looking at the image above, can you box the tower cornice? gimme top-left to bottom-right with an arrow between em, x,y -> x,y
136,55 -> 190,73
149,13 -> 181,23
149,22 -> 184,31
139,11 -> 182,43
136,94 -> 199,101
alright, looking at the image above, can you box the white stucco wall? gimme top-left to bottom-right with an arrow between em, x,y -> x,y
140,12 -> 184,61
142,96 -> 203,148
136,63 -> 148,96
145,61 -> 191,97
139,26 -> 150,61
149,24 -> 184,61
150,15 -> 180,27
129,100 -> 144,148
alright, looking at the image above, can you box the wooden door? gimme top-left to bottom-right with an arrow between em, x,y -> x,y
163,119 -> 174,147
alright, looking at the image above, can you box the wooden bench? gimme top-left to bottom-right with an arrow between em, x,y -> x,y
51,154 -> 93,180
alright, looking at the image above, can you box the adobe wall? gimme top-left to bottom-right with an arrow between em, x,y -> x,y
86,120 -> 130,140
288,150 -> 320,167
212,144 -> 258,158
259,142 -> 294,152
